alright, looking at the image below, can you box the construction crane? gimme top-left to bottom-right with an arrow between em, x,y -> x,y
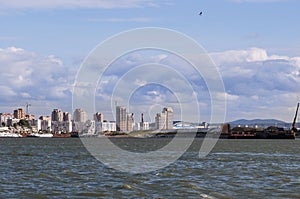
291,102 -> 299,132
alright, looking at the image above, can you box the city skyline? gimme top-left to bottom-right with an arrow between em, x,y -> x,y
0,1 -> 300,122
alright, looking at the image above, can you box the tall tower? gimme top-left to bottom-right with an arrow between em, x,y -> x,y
155,107 -> 173,130
51,109 -> 63,122
116,106 -> 127,131
163,107 -> 173,130
63,112 -> 71,122
13,108 -> 25,119
73,108 -> 87,122
126,113 -> 134,131
94,112 -> 103,123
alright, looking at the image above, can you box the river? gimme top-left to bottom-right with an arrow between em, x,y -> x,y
0,138 -> 299,198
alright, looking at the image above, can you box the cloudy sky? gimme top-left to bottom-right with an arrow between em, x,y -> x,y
0,0 -> 300,123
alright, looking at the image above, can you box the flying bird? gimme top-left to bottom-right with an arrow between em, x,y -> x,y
199,11 -> 203,16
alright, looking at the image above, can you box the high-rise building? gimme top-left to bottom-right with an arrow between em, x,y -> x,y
155,107 -> 173,130
116,106 -> 127,131
94,112 -> 103,123
0,113 -> 13,126
163,107 -> 173,130
140,113 -> 149,130
73,108 -> 87,122
126,113 -> 134,131
155,113 -> 166,129
13,108 -> 25,119
51,109 -> 63,122
63,112 -> 71,122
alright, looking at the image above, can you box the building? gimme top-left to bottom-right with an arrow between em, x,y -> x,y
51,121 -> 72,133
95,121 -> 116,133
155,107 -> 173,130
13,108 -> 25,119
0,113 -> 13,126
51,109 -> 63,122
126,113 -> 134,131
63,112 -> 71,122
116,106 -> 127,131
155,113 -> 166,129
73,108 -> 87,123
37,116 -> 51,132
163,107 -> 173,130
139,113 -> 149,130
94,112 -> 103,123
7,118 -> 20,127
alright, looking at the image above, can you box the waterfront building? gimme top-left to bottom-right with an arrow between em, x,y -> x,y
155,113 -> 166,129
63,112 -> 71,122
95,121 -> 116,133
155,107 -> 174,130
26,114 -> 35,120
94,112 -> 103,123
73,108 -> 87,123
38,116 -> 51,132
0,113 -> 13,126
13,108 -> 25,119
163,107 -> 173,130
51,109 -> 63,122
116,106 -> 127,131
126,113 -> 134,131
51,121 -> 72,133
7,118 -> 20,127
139,113 -> 149,130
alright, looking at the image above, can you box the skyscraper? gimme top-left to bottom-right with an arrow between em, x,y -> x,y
126,113 -> 134,131
163,107 -> 173,130
94,112 -> 103,123
63,112 -> 71,122
116,106 -> 126,131
73,108 -> 87,122
155,107 -> 173,130
51,109 -> 63,122
13,108 -> 25,119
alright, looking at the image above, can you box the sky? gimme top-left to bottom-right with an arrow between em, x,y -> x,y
0,0 -> 300,123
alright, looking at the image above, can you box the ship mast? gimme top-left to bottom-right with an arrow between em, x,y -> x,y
292,102 -> 299,132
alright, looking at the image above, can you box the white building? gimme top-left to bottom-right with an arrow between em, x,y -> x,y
95,121 -> 116,133
38,117 -> 52,132
155,107 -> 173,130
73,108 -> 87,123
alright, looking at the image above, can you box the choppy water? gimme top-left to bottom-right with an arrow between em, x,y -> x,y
0,138 -> 299,198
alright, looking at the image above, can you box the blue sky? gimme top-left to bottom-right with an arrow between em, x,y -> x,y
0,0 -> 300,122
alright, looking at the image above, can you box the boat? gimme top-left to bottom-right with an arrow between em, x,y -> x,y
27,133 -> 53,138
52,133 -> 71,138
0,132 -> 22,138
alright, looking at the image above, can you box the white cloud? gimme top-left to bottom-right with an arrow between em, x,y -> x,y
210,47 -> 268,64
211,47 -> 300,121
0,46 -> 75,115
0,0 -> 160,9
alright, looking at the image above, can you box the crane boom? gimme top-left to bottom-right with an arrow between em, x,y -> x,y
292,102 -> 299,132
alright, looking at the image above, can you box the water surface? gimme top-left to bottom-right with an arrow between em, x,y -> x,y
0,138 -> 299,198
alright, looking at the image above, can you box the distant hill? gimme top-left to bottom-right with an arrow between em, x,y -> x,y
229,119 -> 288,126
